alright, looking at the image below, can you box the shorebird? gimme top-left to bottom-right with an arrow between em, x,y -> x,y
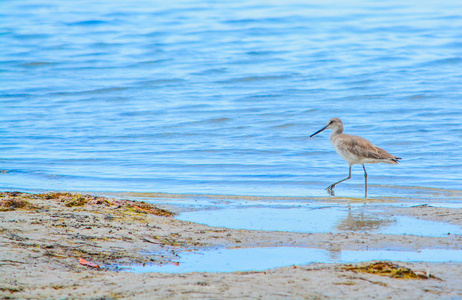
310,118 -> 400,197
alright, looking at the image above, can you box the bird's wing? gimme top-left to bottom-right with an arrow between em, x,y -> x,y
337,135 -> 397,160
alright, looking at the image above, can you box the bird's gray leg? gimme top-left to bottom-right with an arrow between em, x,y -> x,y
362,164 -> 368,198
326,166 -> 352,195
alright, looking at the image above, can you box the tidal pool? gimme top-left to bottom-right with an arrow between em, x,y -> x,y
177,206 -> 462,237
123,247 -> 462,273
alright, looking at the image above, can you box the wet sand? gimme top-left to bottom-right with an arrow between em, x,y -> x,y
1,192 -> 461,299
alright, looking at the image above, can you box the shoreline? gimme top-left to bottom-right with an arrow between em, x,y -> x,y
1,191 -> 461,299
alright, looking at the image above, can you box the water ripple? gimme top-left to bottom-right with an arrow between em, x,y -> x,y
1,0 -> 461,197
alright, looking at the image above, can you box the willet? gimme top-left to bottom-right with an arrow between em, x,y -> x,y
310,118 -> 401,197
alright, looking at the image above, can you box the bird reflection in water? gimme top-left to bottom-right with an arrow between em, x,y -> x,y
336,210 -> 394,232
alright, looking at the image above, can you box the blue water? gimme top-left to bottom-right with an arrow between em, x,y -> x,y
1,0 -> 462,198
177,205 -> 462,237
123,248 -> 462,273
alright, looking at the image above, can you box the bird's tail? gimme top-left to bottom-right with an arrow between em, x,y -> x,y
391,157 -> 401,164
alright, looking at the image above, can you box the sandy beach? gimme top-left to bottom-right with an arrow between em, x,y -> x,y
1,191 -> 461,299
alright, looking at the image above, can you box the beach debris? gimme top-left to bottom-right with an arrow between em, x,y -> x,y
0,192 -> 39,211
123,201 -> 174,217
343,261 -> 441,280
79,257 -> 100,269
0,191 -> 174,217
140,234 -> 188,247
141,235 -> 165,246
39,192 -> 111,207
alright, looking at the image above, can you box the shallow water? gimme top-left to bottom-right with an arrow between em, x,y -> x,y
122,247 -> 462,273
1,0 -> 462,198
177,205 -> 462,237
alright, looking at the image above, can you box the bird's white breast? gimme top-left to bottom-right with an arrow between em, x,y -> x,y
332,144 -> 361,165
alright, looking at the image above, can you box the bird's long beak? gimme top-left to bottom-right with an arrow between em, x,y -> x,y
310,125 -> 328,138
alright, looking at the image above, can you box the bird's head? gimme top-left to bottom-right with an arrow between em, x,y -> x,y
310,118 -> 343,137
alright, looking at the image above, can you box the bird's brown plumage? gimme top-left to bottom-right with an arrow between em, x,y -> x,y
335,134 -> 400,164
